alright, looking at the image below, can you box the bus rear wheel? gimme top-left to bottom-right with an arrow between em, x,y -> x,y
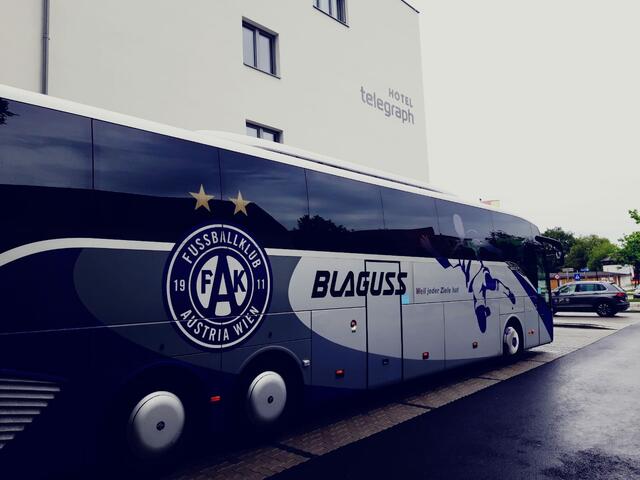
238,361 -> 301,431
246,371 -> 288,426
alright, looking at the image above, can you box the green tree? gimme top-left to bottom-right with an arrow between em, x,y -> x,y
630,209 -> 640,224
587,241 -> 618,271
565,235 -> 616,271
617,231 -> 640,276
542,227 -> 576,257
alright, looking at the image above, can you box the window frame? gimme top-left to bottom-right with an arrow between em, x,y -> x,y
314,0 -> 348,25
558,284 -> 576,294
242,21 -> 278,76
246,121 -> 282,143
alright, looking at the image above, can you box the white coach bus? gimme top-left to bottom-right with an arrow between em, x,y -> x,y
0,85 -> 560,476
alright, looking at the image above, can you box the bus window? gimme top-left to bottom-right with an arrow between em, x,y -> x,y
0,100 -> 93,333
491,212 -> 538,284
492,212 -> 534,239
304,170 -> 384,253
219,150 -> 308,248
380,187 -> 439,257
0,99 -> 92,189
0,99 -> 93,253
93,121 -> 221,241
435,200 -> 494,260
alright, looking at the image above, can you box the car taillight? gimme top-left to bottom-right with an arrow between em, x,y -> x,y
615,292 -> 627,299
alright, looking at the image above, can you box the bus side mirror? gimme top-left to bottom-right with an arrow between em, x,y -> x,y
535,235 -> 564,264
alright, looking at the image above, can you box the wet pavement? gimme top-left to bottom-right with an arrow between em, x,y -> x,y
273,317 -> 640,480
162,313 -> 640,480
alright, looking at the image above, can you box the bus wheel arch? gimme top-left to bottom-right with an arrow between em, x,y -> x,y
503,316 -> 524,357
236,347 -> 304,429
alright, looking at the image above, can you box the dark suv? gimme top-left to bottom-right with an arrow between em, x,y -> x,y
552,281 -> 630,317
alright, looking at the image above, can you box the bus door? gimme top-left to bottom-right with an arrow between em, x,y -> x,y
365,260 -> 402,388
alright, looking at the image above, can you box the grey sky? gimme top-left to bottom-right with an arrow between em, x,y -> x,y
416,0 -> 639,243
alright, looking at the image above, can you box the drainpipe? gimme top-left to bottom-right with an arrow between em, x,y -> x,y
41,0 -> 50,94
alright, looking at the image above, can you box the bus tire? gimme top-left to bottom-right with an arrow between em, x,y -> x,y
238,358 -> 301,431
126,390 -> 186,459
103,377 -> 201,471
503,320 -> 523,358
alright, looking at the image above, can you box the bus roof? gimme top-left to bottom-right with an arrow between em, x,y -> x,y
0,83 -> 535,226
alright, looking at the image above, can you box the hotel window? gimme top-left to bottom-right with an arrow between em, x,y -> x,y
246,122 -> 282,143
315,0 -> 347,24
242,22 -> 277,75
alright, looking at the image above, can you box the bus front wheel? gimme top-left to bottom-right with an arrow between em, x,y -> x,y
503,321 -> 523,358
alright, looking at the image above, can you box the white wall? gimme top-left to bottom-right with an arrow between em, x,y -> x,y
603,265 -> 635,289
1,0 -> 428,181
0,0 -> 42,92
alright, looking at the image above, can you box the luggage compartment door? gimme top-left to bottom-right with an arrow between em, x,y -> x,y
366,261 -> 402,388
311,307 -> 367,392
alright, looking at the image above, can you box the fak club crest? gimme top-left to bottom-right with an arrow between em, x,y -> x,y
165,224 -> 272,349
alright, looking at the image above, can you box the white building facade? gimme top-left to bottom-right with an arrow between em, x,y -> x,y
603,264 -> 635,289
0,0 -> 429,181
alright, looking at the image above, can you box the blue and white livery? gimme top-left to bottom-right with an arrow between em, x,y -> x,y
0,84 -> 560,477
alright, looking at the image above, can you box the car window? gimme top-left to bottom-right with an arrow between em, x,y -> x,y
596,284 -> 607,291
558,284 -> 575,294
611,284 -> 625,292
577,284 -> 596,292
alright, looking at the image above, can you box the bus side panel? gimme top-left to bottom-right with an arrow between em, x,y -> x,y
311,307 -> 367,396
234,311 -> 312,349
401,302 -> 445,380
220,338 -> 311,385
287,257 -> 366,312
499,293 -> 525,316
0,330 -> 92,478
365,261 -> 402,388
540,310 -> 553,344
444,299 -> 501,369
524,295 -> 541,348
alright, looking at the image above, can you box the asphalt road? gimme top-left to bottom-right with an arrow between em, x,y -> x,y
273,321 -> 640,480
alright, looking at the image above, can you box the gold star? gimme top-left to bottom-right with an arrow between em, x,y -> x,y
189,185 -> 214,212
229,191 -> 251,216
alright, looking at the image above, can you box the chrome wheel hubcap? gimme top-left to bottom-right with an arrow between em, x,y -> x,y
246,371 -> 287,425
127,391 -> 185,458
